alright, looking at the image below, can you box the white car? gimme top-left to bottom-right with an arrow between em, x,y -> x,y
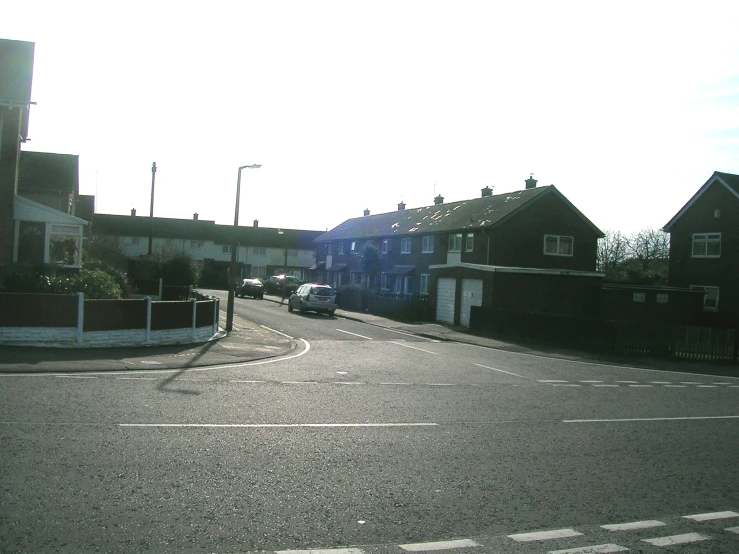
287,284 -> 336,316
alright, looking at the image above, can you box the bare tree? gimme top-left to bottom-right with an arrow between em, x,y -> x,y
597,230 -> 629,274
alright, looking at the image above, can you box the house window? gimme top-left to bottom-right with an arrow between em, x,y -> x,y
448,233 -> 463,252
403,276 -> 413,295
691,285 -> 719,311
465,233 -> 474,252
400,237 -> 411,254
49,224 -> 82,267
420,274 -> 430,295
326,243 -> 332,255
222,245 -> 231,254
190,240 -> 204,248
422,236 -> 434,253
338,242 -> 346,255
288,249 -> 298,258
691,233 -> 721,258
394,276 -> 402,294
131,237 -> 140,246
252,246 -> 266,255
381,240 -> 389,254
544,235 -> 574,256
381,273 -> 389,290
16,221 -> 45,264
351,271 -> 362,285
351,241 -> 358,253
255,266 -> 267,277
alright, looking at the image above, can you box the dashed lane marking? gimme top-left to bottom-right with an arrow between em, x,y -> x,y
120,423 -> 438,428
390,341 -> 439,354
683,510 -> 739,521
601,520 -> 666,531
564,415 -> 739,423
335,328 -> 374,340
548,544 -> 628,554
399,539 -> 480,551
508,528 -> 583,542
473,363 -> 526,378
726,526 -> 739,534
642,532 -> 710,547
539,379 -> 569,383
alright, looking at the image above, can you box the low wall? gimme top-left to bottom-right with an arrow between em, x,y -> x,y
0,292 -> 221,348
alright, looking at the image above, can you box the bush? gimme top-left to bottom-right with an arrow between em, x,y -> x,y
4,269 -> 123,299
160,253 -> 201,286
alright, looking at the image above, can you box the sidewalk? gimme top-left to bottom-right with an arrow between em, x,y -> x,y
1,294 -> 737,378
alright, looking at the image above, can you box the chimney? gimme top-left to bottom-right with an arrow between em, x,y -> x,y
434,194 -> 444,205
481,186 -> 493,197
398,201 -> 406,211
363,209 -> 370,216
253,219 -> 259,228
193,213 -> 198,220
130,208 -> 136,216
525,175 -> 538,189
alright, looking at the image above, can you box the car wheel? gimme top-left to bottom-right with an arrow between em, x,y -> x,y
328,309 -> 335,316
258,294 -> 263,300
287,301 -> 293,312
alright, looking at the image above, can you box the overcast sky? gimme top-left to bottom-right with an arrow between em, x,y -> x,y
3,1 -> 738,235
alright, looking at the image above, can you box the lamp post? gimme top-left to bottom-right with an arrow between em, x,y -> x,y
226,163 -> 261,332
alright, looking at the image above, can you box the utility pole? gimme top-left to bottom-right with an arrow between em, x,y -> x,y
148,162 -> 157,256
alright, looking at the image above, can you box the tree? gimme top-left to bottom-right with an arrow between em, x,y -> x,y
159,252 -> 201,286
597,228 -> 670,285
597,230 -> 629,275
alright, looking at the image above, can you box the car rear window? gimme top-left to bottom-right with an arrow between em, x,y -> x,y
311,287 -> 334,296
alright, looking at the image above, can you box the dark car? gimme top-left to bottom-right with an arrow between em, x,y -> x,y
264,275 -> 301,296
237,278 -> 264,299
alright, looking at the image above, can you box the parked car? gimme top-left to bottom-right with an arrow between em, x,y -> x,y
237,278 -> 264,299
288,284 -> 336,316
264,275 -> 301,296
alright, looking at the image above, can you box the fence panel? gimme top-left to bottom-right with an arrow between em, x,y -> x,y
195,300 -> 215,327
83,299 -> 148,331
151,301 -> 194,331
0,293 -> 78,327
671,325 -> 736,361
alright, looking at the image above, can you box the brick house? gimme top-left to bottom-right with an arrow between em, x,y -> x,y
662,171 -> 739,327
314,177 -> 605,325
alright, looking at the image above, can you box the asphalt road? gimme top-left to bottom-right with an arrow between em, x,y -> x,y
1,295 -> 738,553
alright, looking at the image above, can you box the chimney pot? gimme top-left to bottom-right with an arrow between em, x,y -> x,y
253,219 -> 259,228
398,201 -> 406,211
525,175 -> 538,189
434,194 -> 444,205
131,208 -> 136,216
363,209 -> 370,216
193,213 -> 198,220
481,186 -> 493,197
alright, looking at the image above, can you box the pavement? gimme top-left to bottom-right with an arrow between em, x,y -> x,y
1,293 -> 738,377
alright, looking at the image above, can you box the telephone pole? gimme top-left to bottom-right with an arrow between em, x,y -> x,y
148,162 -> 157,256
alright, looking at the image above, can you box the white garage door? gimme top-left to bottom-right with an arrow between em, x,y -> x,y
460,278 -> 483,327
436,278 -> 456,324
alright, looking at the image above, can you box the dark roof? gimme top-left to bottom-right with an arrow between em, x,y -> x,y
0,39 -> 34,140
385,265 -> 416,275
663,171 -> 739,231
315,186 -> 603,242
92,213 -> 323,248
18,151 -> 79,195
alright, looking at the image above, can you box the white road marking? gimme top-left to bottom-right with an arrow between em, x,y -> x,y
592,384 -> 619,387
399,539 -> 480,551
473,363 -> 526,378
683,510 -> 739,521
260,324 -> 293,339
725,526 -> 739,534
380,382 -> 413,385
539,379 -> 569,383
231,380 -> 266,383
602,520 -> 666,531
629,384 -> 653,387
428,383 -> 455,386
333,382 -> 365,385
642,532 -> 710,546
649,381 -> 671,384
616,381 -> 638,384
275,548 -> 364,554
713,382 -> 731,385
564,415 -> 739,423
663,385 -> 687,388
548,544 -> 629,554
579,380 -> 603,383
390,341 -> 438,354
552,384 -> 582,387
335,329 -> 374,340
697,385 -> 717,388
508,528 -> 583,542
382,327 -> 440,341
680,382 -> 701,384
282,381 -> 317,385
55,375 -> 98,379
116,377 -> 157,380
120,423 -> 438,428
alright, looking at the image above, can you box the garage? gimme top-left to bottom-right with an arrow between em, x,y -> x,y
436,277 -> 456,324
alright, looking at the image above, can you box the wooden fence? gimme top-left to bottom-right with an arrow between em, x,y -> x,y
470,307 -> 739,363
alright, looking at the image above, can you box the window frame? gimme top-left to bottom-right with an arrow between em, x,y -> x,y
381,240 -> 389,254
543,234 -> 574,257
338,242 -> 346,255
422,236 -> 434,253
691,233 -> 721,258
691,285 -> 719,311
400,237 -> 411,254
448,233 -> 463,252
420,273 -> 430,295
465,233 -> 474,252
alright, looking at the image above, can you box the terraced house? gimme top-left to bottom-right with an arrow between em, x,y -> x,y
313,177 -> 605,325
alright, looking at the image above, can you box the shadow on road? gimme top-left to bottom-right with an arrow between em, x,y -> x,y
155,339 -> 220,396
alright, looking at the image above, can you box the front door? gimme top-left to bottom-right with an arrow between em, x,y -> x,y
460,278 -> 483,327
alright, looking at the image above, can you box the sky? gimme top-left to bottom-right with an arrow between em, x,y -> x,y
3,1 -> 739,235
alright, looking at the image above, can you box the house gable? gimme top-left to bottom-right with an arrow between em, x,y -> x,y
663,171 -> 739,232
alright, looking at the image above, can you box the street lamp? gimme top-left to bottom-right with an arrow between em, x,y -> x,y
226,163 -> 261,332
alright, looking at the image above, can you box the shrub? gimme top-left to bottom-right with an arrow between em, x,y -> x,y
160,253 -> 201,286
4,269 -> 123,299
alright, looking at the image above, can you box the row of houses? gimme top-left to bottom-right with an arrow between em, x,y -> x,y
2,37 -> 737,331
